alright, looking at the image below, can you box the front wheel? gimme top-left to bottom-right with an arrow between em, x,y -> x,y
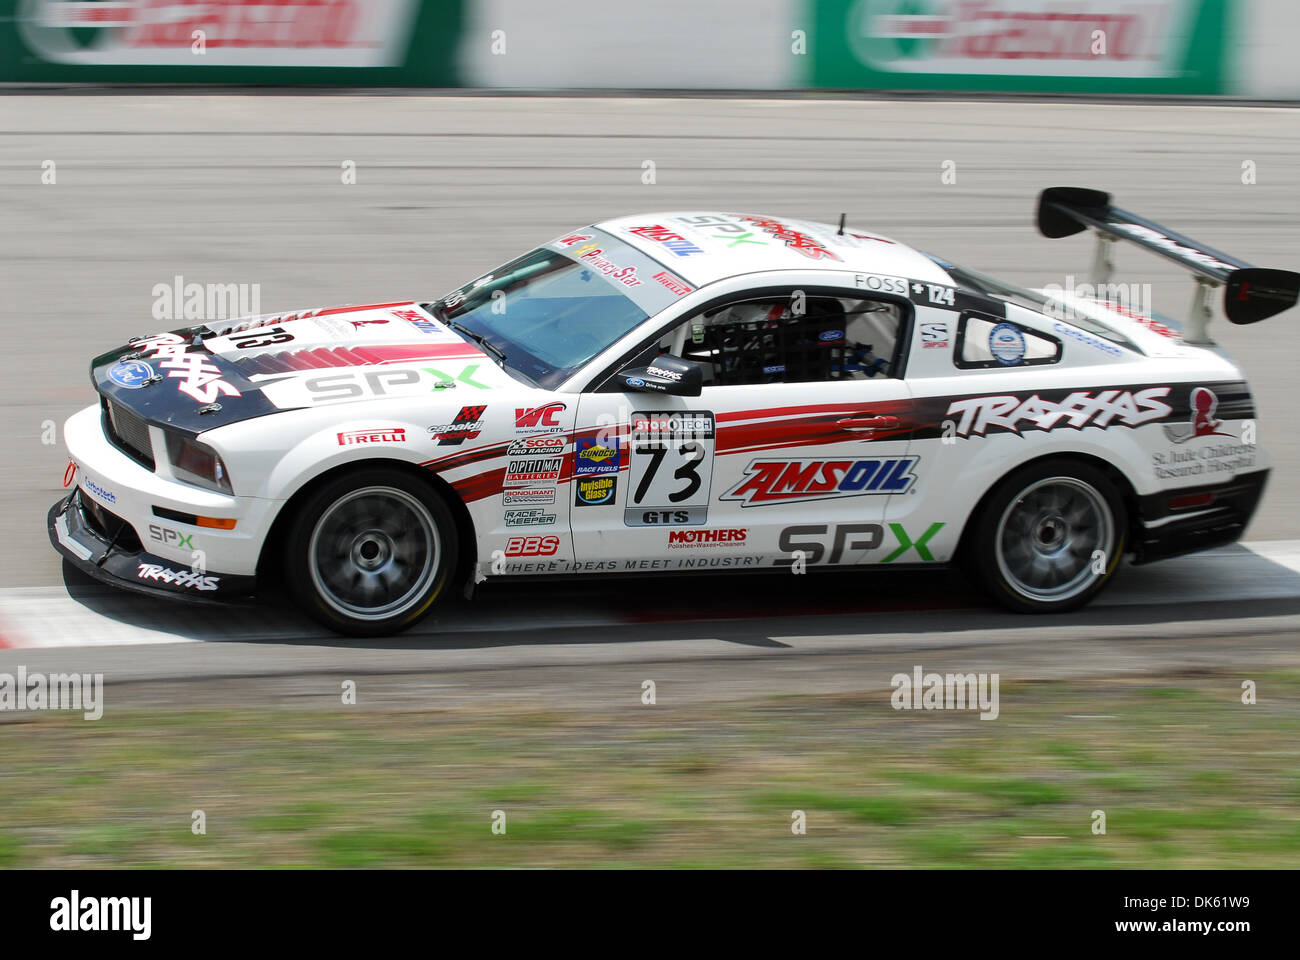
964,460 -> 1126,614
284,468 -> 459,636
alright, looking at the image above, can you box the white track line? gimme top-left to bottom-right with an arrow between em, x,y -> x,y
2,540 -> 1299,650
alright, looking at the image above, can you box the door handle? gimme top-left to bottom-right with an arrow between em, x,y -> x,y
837,416 -> 899,431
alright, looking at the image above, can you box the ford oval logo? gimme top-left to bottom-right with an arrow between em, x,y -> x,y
107,359 -> 154,389
626,377 -> 646,388
819,329 -> 844,342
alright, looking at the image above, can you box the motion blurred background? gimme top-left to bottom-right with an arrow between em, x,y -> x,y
1,0 -> 1299,869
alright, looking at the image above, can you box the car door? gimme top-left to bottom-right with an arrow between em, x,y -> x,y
570,285 -> 917,572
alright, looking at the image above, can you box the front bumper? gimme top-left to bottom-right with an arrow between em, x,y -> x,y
1133,468 -> 1270,565
49,489 -> 256,602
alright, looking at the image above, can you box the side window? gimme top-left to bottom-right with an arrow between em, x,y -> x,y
658,292 -> 903,387
956,313 -> 1061,369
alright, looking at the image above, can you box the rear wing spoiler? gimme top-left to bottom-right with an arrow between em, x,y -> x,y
1036,186 -> 1300,343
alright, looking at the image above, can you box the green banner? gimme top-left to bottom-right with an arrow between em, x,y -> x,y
0,0 -> 464,86
807,0 -> 1232,95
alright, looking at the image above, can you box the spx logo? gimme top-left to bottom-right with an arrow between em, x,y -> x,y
721,457 -> 919,506
775,522 -> 945,566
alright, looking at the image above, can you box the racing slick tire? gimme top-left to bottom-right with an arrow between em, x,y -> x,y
284,468 -> 460,636
963,459 -> 1126,614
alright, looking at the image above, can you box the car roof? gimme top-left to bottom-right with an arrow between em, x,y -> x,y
594,212 -> 958,289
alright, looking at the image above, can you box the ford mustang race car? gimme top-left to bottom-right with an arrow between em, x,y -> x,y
48,187 -> 1298,635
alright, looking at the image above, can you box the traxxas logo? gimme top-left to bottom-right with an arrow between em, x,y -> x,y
946,388 -> 1172,438
720,458 -> 918,506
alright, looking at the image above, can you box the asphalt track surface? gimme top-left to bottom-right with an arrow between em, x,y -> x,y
1,94 -> 1298,687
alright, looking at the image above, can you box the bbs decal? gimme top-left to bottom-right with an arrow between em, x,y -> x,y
625,411 -> 715,526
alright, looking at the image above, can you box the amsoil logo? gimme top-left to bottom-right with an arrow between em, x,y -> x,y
627,224 -> 704,257
667,528 -> 748,548
430,406 -> 486,446
721,458 -> 918,506
337,427 -> 405,446
505,535 -> 560,557
515,402 -> 566,434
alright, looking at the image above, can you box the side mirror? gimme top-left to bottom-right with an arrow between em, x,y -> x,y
615,354 -> 704,397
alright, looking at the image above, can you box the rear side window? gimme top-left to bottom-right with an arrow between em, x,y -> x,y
956,313 -> 1060,369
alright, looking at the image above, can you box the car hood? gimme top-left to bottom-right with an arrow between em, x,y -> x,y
92,301 -> 515,435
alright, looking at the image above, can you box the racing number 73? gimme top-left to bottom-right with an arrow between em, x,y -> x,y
625,411 -> 716,527
632,440 -> 704,505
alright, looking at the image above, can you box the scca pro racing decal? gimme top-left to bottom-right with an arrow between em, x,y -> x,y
625,411 -> 715,526
721,457 -> 918,507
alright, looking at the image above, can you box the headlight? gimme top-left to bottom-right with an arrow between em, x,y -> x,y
165,433 -> 233,495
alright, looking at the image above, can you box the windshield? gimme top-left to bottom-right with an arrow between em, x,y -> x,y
426,229 -> 693,389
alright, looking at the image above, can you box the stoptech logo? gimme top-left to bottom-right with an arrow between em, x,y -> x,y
946,387 -> 1172,438
515,402 -> 566,434
721,458 -> 918,506
505,536 -> 560,557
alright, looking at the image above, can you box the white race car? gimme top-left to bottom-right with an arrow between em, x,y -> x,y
48,188 -> 1296,635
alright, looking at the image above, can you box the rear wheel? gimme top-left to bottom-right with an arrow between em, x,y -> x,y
284,468 -> 458,636
964,460 -> 1126,613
